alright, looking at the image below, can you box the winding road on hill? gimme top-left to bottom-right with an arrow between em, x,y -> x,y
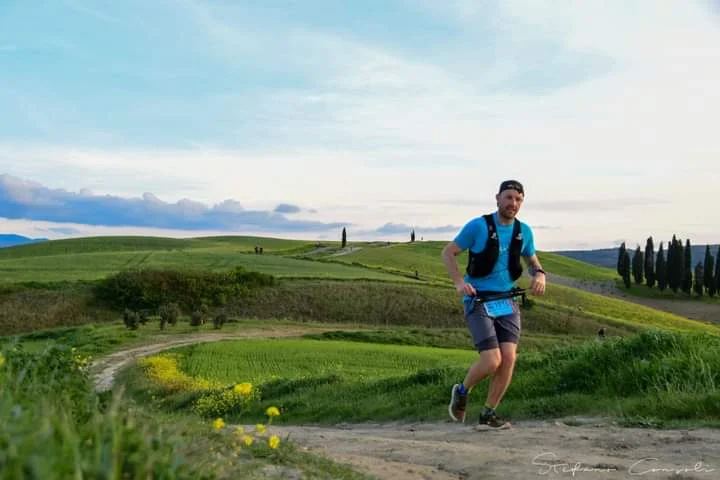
92,329 -> 720,480
548,273 -> 720,324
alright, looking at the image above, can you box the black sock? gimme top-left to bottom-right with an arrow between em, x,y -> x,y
482,405 -> 495,416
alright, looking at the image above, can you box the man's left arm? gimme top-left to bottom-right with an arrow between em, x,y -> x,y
521,224 -> 545,295
523,254 -> 546,295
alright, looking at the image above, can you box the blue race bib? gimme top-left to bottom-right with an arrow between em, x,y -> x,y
483,299 -> 515,318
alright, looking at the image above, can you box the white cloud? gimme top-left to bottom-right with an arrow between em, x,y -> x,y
2,0 -> 719,249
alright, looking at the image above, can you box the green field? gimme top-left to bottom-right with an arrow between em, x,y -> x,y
301,240 -> 619,283
131,331 -> 720,426
0,235 -> 315,259
0,246 -> 412,283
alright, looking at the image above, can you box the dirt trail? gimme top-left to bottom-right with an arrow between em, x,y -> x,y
93,332 -> 720,480
548,273 -> 720,324
269,420 -> 720,480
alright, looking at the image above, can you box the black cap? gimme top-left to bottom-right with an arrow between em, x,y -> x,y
498,180 -> 524,195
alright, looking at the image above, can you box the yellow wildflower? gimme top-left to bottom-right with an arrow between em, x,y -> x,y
268,435 -> 280,449
0,354 -> 5,368
213,418 -> 225,430
266,406 -> 280,417
235,426 -> 245,435
234,382 -> 253,396
255,423 -> 266,434
242,435 -> 254,446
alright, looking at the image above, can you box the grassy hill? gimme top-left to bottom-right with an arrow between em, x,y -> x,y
0,236 -> 417,284
1,234 -> 717,338
297,240 -> 618,283
0,235 -> 316,259
3,233 -> 720,478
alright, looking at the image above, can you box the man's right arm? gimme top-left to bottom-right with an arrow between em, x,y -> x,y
441,241 -> 477,296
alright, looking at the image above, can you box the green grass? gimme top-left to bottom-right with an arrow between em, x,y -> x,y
135,330 -> 720,427
301,328 -> 582,353
0,343 -> 368,479
230,278 -> 719,335
0,317 -> 368,358
303,240 -> 618,283
0,235 -> 315,259
0,248 -> 412,283
179,338 -> 475,385
536,252 -> 617,281
516,277 -> 719,334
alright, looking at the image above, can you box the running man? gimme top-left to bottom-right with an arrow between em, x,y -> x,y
441,179 -> 546,430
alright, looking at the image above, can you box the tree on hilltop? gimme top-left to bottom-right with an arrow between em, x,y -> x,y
656,242 -> 667,291
632,246 -> 644,284
644,237 -> 655,287
681,239 -> 692,295
621,250 -> 631,289
617,242 -> 626,277
703,245 -> 715,297
694,262 -> 704,297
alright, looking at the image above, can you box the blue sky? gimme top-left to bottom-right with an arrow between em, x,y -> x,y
1,0 -> 719,249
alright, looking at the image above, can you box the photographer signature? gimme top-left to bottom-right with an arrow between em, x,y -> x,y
533,452 -> 716,476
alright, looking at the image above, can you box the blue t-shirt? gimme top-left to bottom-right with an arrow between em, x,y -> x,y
453,212 -> 536,302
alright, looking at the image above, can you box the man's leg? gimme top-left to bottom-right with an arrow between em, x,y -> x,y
485,342 -> 517,408
476,310 -> 520,430
463,348 -> 501,390
449,303 -> 501,422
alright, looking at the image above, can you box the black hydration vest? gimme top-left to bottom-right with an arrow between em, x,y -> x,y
465,214 -> 524,281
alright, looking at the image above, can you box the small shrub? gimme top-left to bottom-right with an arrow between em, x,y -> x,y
213,314 -> 227,329
159,303 -> 181,328
190,311 -> 204,327
138,310 -> 151,325
123,309 -> 140,330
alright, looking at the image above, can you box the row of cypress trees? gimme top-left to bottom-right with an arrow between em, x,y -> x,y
617,237 -> 720,297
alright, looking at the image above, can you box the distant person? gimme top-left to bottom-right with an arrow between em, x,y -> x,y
441,179 -> 546,430
598,327 -> 606,339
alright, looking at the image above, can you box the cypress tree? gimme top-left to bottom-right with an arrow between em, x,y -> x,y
621,250 -> 631,289
341,227 -> 347,248
667,236 -> 678,292
703,245 -> 714,297
617,242 -> 626,277
694,262 -> 704,297
656,242 -> 667,291
682,239 -> 692,295
632,246 -> 644,284
644,237 -> 655,287
715,246 -> 720,298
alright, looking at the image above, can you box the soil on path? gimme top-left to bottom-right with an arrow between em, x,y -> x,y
92,331 -> 720,480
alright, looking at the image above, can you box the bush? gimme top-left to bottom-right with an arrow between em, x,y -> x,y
123,309 -> 140,330
159,303 -> 181,330
190,311 -> 204,327
94,267 -> 274,313
213,314 -> 227,329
